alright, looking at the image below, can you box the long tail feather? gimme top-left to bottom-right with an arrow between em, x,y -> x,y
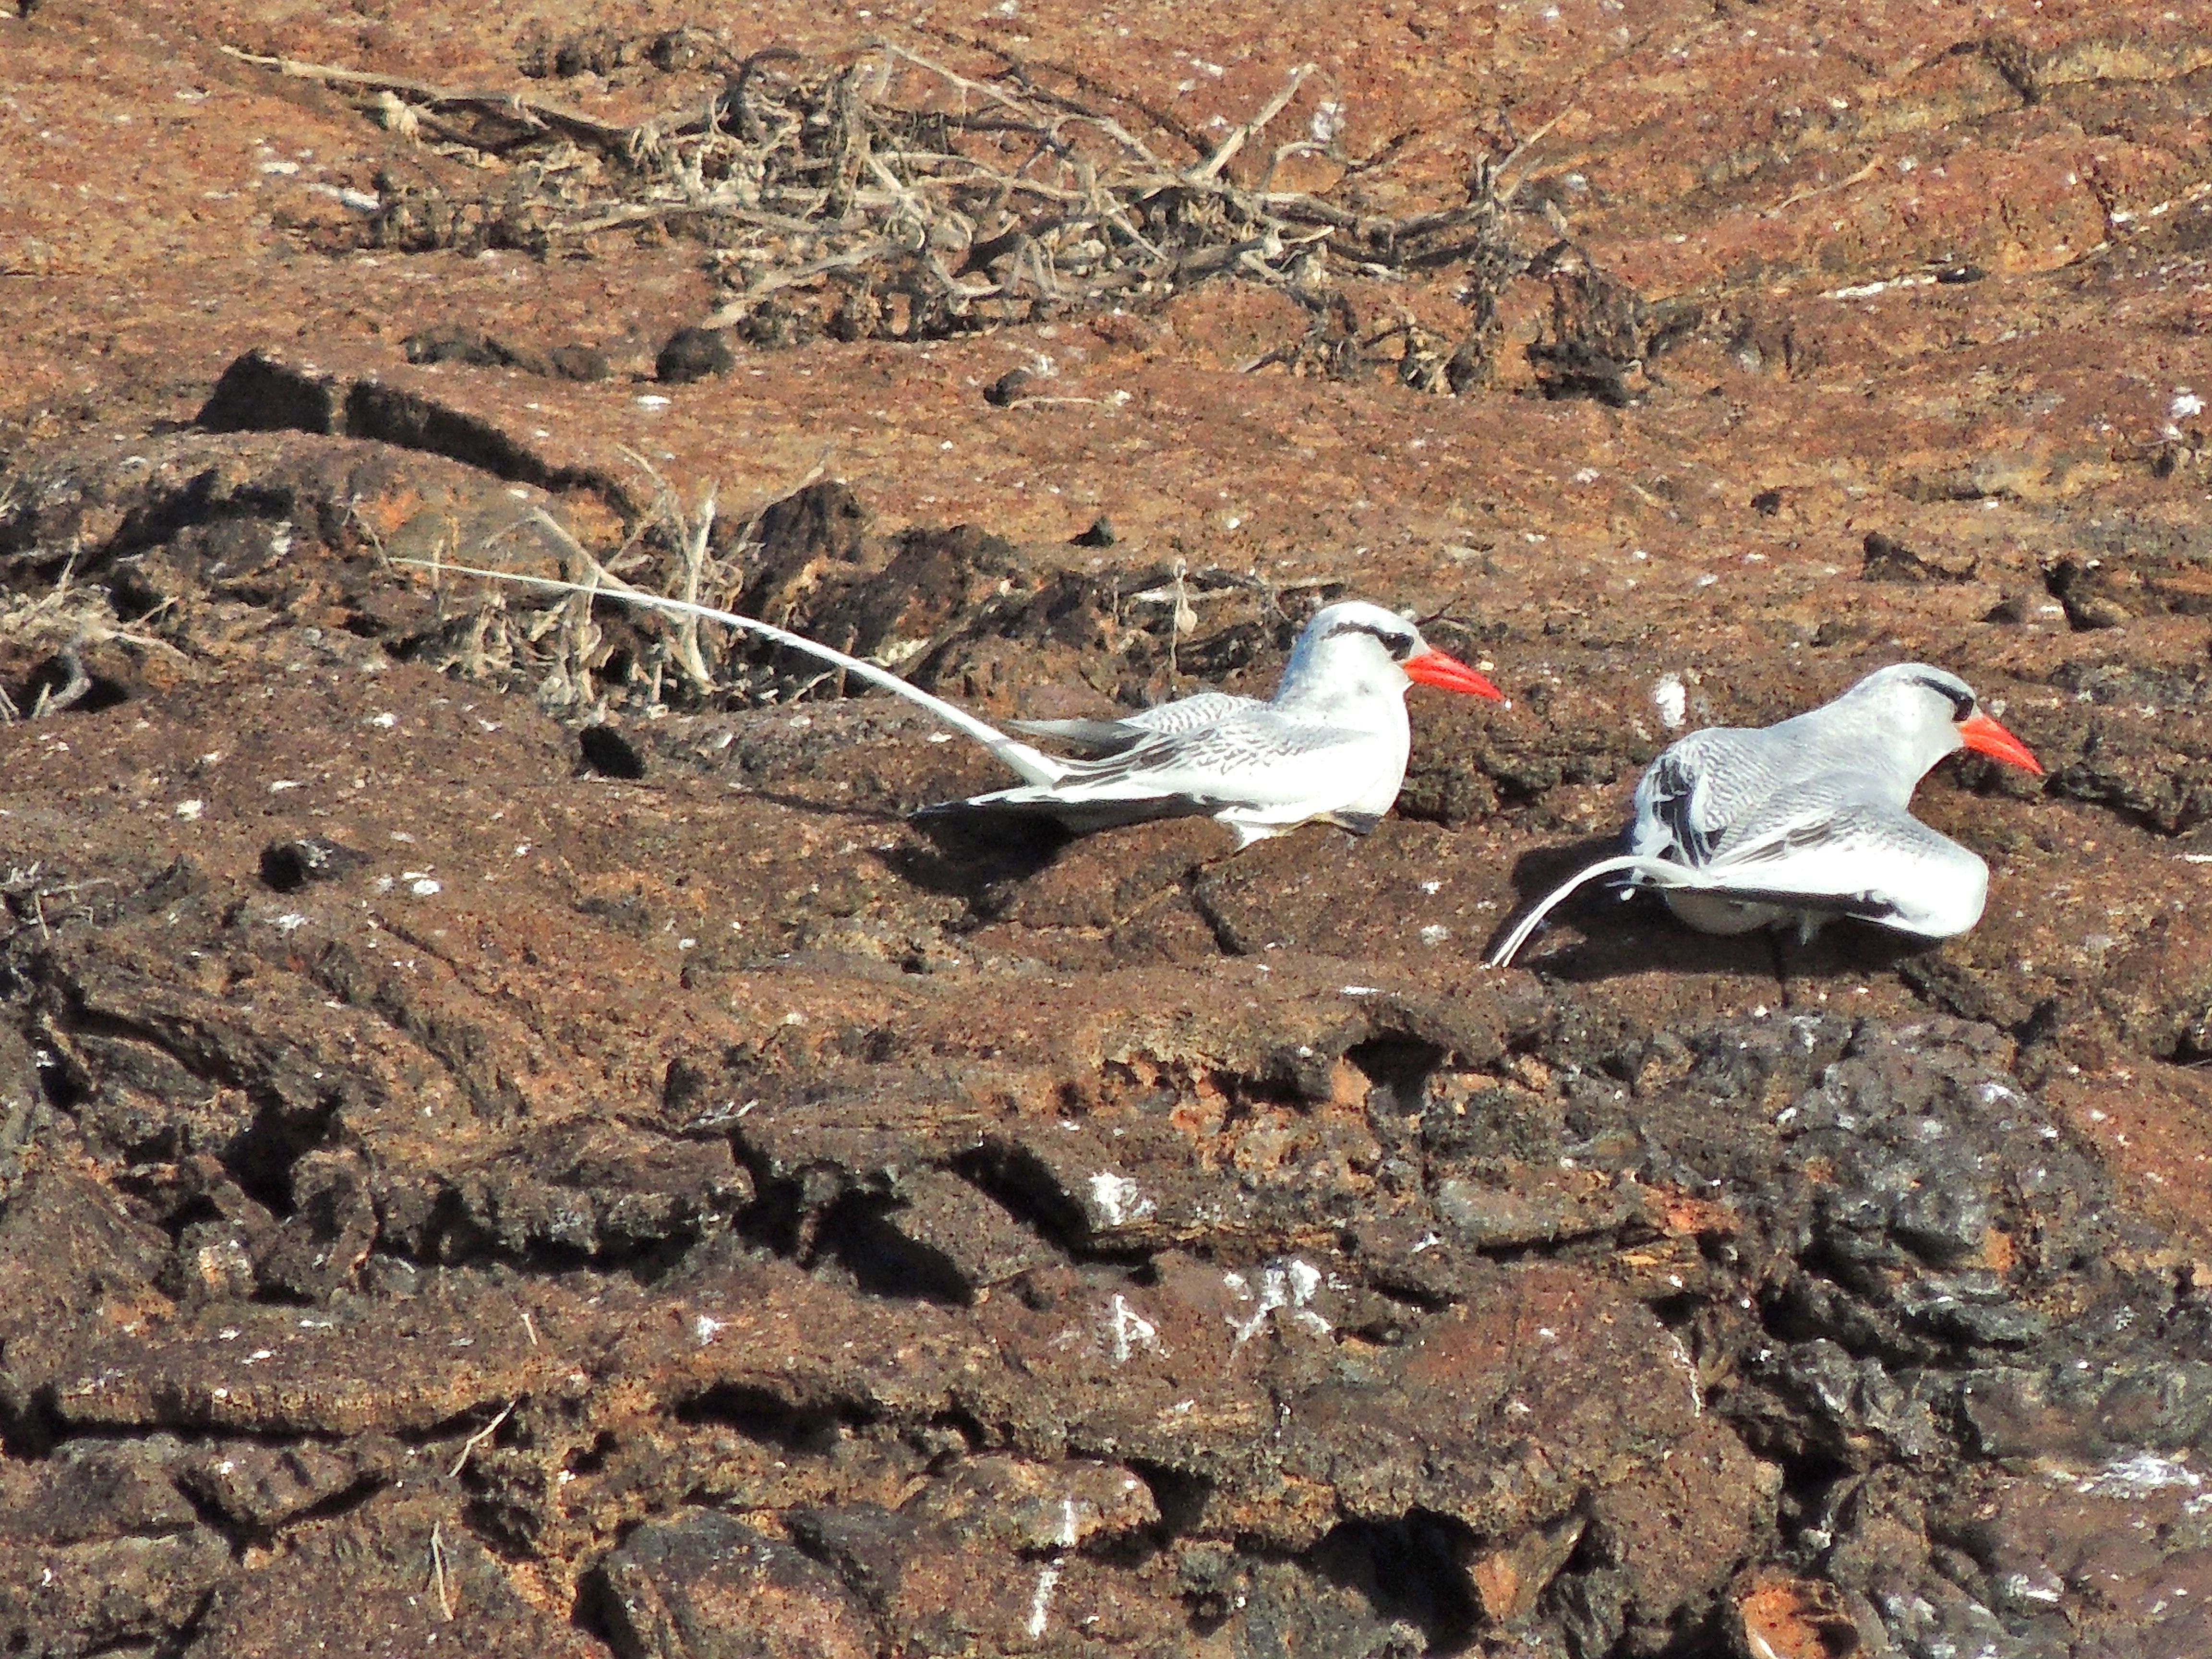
1488,854 -> 1695,969
393,558 -> 1070,788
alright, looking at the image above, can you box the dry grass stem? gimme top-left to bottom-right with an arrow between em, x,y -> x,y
429,1521 -> 455,1621
449,1400 -> 517,1479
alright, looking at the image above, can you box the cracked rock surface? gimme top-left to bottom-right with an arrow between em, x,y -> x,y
3,0 -> 2211,1655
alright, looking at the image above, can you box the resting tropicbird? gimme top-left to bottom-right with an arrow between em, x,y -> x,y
944,599 -> 1503,842
1488,663 -> 2042,967
398,563 -> 1502,848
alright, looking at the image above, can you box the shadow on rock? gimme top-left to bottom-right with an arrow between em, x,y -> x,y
741,786 -> 919,830
879,810 -> 1072,905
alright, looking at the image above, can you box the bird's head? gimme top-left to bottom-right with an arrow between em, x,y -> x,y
1847,662 -> 2043,777
1276,601 -> 1503,709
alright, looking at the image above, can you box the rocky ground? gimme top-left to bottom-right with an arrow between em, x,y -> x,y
3,1 -> 2212,1655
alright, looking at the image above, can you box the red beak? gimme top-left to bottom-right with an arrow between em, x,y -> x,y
1958,711 -> 2042,775
1404,647 -> 1504,701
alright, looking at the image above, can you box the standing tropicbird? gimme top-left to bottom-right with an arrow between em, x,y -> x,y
397,563 -> 1501,847
1488,663 -> 2042,967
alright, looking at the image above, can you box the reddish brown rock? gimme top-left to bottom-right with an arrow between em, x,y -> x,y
594,1510 -> 879,1659
4,0 -> 2212,1655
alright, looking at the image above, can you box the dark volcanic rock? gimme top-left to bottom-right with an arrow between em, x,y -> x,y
656,327 -> 737,385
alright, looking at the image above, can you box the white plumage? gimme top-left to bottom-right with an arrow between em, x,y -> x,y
927,599 -> 1503,845
1489,663 -> 2042,967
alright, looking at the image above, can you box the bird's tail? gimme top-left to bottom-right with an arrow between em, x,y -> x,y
392,558 -> 1070,788
1487,854 -> 1700,969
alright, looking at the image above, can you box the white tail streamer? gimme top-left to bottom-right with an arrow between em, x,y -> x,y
393,557 -> 1070,788
1488,854 -> 1702,968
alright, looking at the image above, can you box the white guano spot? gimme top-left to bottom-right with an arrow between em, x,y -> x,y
1088,1172 -> 1154,1228
1105,1294 -> 1160,1363
1026,1563 -> 1061,1636
1667,1331 -> 1703,1415
176,800 -> 205,821
694,1315 -> 723,1346
1652,673 -> 1688,729
1227,1258 -> 1334,1345
2074,1453 -> 2200,1498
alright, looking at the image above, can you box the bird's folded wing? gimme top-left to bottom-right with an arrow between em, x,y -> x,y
1009,694 -> 1267,757
1004,717 -> 1156,756
1697,805 -> 1963,908
1120,693 -> 1262,736
1042,714 -> 1372,806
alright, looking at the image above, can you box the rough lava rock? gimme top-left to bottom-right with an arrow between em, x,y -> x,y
2,1 -> 2211,1656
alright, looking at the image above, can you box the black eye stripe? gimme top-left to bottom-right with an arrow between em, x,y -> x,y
1908,672 -> 1975,720
1324,620 -> 1416,656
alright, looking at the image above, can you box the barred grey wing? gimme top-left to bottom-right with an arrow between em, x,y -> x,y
1009,694 -> 1266,757
1004,716 -> 1156,757
1051,710 -> 1369,796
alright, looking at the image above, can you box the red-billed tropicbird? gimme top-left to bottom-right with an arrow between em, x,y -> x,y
958,599 -> 1503,841
399,563 -> 1502,847
1488,663 -> 2042,966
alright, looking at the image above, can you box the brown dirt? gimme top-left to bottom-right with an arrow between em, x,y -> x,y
2,0 -> 2211,1655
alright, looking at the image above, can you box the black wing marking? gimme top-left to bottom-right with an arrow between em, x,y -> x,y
1051,730 -> 1214,788
1710,813 -> 1857,868
1646,751 -> 1718,865
1675,882 -> 1905,923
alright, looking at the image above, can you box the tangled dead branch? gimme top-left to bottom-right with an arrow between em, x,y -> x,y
228,39 -> 1562,350
394,462 -> 1352,726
